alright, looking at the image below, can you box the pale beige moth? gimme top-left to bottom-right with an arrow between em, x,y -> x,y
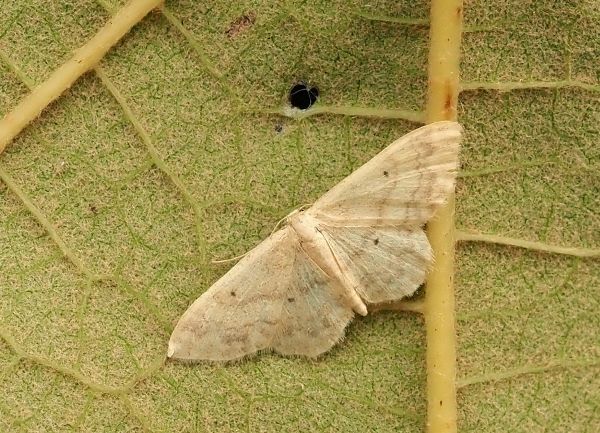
168,121 -> 462,361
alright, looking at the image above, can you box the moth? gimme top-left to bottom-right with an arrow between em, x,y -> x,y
168,121 -> 462,361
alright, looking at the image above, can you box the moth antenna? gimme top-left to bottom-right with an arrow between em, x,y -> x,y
213,203 -> 314,264
270,214 -> 289,237
211,251 -> 250,264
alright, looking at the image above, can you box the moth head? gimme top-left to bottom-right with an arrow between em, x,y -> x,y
284,204 -> 311,224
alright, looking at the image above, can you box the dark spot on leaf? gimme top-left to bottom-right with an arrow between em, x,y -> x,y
289,82 -> 319,110
383,171 -> 389,177
444,94 -> 452,111
274,123 -> 283,133
287,297 -> 295,303
225,12 -> 256,38
89,204 -> 97,214
230,291 -> 236,297
456,6 -> 462,17
444,80 -> 454,115
373,238 -> 379,245
440,400 -> 443,406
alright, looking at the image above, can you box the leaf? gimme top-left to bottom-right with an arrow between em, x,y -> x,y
0,0 -> 598,432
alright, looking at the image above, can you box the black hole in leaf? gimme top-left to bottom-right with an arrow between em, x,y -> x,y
289,82 -> 319,110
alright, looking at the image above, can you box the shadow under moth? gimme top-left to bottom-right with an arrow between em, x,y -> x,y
168,121 -> 462,361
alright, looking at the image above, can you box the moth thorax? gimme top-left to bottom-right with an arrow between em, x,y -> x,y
289,214 -> 332,283
288,212 -> 319,239
289,212 -> 368,317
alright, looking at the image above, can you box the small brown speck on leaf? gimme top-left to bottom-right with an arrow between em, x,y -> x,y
443,80 -> 454,117
383,171 -> 389,177
444,93 -> 452,111
226,12 -> 256,38
230,291 -> 236,297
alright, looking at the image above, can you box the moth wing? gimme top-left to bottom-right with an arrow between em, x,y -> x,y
168,227 -> 354,361
319,224 -> 432,304
309,121 -> 462,226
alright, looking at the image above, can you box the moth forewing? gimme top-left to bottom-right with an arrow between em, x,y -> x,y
309,121 -> 462,227
168,227 -> 355,361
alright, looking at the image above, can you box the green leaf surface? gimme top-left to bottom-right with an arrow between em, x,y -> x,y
0,0 -> 598,431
